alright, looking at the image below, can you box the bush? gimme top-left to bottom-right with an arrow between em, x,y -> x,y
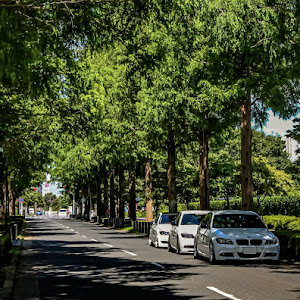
259,194 -> 300,216
0,234 -> 12,267
273,230 -> 300,261
263,215 -> 300,230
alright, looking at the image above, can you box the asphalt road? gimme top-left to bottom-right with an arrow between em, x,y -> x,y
13,216 -> 300,300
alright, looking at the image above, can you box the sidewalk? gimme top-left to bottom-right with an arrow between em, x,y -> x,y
0,240 -> 22,300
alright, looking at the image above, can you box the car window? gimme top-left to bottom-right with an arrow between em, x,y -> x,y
212,214 -> 266,228
175,213 -> 181,225
201,213 -> 212,229
181,214 -> 204,225
159,214 -> 177,224
59,209 -> 67,212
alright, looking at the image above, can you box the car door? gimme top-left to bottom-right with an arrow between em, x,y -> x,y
198,213 -> 212,254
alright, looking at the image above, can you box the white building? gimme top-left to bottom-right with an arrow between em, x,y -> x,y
282,137 -> 299,162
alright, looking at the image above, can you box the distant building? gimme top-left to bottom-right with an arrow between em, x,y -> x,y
282,137 -> 299,162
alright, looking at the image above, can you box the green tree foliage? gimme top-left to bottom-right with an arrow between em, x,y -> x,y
198,0 -> 299,210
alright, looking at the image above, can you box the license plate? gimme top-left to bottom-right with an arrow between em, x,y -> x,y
243,247 -> 257,254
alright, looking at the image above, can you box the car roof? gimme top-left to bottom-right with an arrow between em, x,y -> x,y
212,210 -> 258,215
180,210 -> 210,215
160,212 -> 178,215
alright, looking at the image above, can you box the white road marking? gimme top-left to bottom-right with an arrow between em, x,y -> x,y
104,243 -> 114,248
70,229 -> 74,231
207,286 -> 242,300
121,250 -> 137,256
66,226 -> 69,228
75,232 -> 79,234
91,239 -> 97,242
82,235 -> 87,238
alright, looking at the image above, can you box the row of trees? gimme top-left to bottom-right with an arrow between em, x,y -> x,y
0,0 -> 299,223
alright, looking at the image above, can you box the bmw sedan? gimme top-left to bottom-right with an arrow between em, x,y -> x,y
149,212 -> 178,248
168,210 -> 209,254
194,210 -> 280,263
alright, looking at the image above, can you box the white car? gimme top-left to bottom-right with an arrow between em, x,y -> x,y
194,210 -> 280,263
149,212 -> 178,248
168,210 -> 209,254
58,209 -> 68,217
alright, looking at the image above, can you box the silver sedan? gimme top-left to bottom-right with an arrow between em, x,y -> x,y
194,210 -> 280,263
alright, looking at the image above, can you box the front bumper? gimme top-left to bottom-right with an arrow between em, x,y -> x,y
158,235 -> 169,247
179,237 -> 194,253
214,243 -> 280,261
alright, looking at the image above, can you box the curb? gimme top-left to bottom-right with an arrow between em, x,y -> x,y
0,240 -> 23,300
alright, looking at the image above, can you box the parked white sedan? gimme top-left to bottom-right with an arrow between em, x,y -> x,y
149,212 -> 178,248
194,210 -> 280,263
168,210 -> 209,254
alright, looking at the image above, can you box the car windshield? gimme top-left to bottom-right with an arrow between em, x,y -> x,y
159,214 -> 177,224
60,209 -> 67,212
181,214 -> 204,225
212,214 -> 266,229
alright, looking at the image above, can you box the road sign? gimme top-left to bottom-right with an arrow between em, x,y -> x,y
19,198 -> 23,203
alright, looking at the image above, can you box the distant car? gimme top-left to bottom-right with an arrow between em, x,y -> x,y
168,210 -> 209,254
194,210 -> 280,263
149,212 -> 178,248
58,209 -> 68,217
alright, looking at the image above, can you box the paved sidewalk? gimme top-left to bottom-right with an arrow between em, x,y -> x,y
13,239 -> 40,300
0,240 -> 22,300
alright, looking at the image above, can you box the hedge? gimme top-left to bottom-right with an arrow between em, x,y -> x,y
273,230 -> 300,261
181,194 -> 300,216
0,234 -> 12,267
263,215 -> 300,231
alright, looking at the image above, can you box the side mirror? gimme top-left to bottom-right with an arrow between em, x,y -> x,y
267,224 -> 274,230
201,222 -> 208,229
171,221 -> 177,226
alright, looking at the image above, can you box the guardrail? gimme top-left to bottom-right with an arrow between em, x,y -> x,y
132,221 -> 152,235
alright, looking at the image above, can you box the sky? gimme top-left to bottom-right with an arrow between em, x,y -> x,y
263,112 -> 298,137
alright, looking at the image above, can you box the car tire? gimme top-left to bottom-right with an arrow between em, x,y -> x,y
149,239 -> 153,247
209,241 -> 216,264
194,243 -> 199,259
176,238 -> 181,254
155,239 -> 159,248
168,240 -> 173,252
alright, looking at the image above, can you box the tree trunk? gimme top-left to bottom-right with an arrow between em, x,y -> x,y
167,129 -> 177,212
96,178 -> 102,218
119,167 -> 125,220
110,169 -> 116,218
199,130 -> 210,210
9,179 -> 14,216
74,187 -> 80,216
145,159 -> 153,222
78,190 -> 83,217
84,189 -> 89,220
0,180 -> 4,219
241,94 -> 254,211
103,174 -> 109,217
88,182 -> 94,213
128,170 -> 136,221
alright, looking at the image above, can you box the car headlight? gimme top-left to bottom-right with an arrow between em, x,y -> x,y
181,233 -> 194,238
159,231 -> 169,236
265,239 -> 278,245
216,238 -> 233,244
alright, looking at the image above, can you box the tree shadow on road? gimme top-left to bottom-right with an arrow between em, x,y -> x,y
15,237 -> 211,300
